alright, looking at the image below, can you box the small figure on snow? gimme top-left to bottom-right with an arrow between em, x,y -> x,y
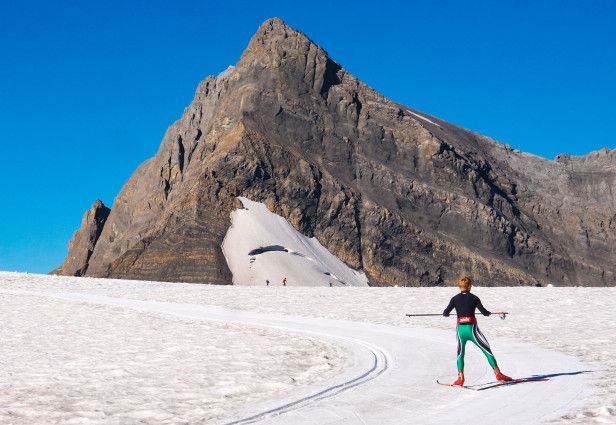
282,278 -> 287,286
329,282 -> 333,287
266,280 -> 269,286
443,276 -> 512,386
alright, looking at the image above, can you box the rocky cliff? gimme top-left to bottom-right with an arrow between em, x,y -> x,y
51,18 -> 616,286
52,199 -> 110,276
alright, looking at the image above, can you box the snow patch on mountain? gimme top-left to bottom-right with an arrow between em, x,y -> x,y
222,197 -> 369,287
407,109 -> 438,125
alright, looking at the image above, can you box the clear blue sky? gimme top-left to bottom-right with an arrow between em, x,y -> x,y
1,0 -> 614,273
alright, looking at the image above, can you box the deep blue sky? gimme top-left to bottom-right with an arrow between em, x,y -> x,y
1,0 -> 614,273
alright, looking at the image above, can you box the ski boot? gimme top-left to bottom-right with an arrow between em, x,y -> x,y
494,367 -> 512,381
453,371 -> 464,386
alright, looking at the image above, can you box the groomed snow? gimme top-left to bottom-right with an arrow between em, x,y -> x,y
222,197 -> 368,287
1,272 -> 614,424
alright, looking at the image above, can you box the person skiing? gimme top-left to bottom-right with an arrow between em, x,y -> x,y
266,280 -> 269,286
282,278 -> 287,286
443,276 -> 512,386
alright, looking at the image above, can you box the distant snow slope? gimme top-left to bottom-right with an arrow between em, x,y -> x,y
1,273 -> 613,424
222,197 -> 369,287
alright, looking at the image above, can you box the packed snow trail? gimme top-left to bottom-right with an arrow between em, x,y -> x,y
2,289 -> 592,425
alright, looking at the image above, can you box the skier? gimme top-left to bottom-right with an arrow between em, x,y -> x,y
266,280 -> 269,286
443,276 -> 512,386
282,278 -> 287,286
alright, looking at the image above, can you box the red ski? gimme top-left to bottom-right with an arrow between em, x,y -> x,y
436,380 -> 476,390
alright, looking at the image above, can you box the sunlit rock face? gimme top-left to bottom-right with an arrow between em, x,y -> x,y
54,18 -> 616,286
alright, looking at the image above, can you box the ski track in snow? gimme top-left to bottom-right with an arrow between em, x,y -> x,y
3,289 -> 389,425
1,273 -> 613,424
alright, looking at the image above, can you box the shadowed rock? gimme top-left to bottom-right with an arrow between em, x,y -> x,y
248,246 -> 289,256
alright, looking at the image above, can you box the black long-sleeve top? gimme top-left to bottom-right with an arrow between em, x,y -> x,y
443,291 -> 491,317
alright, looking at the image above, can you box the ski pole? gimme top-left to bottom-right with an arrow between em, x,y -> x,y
406,312 -> 509,320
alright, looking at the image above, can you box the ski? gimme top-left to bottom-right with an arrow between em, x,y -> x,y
437,377 -> 549,391
474,377 -> 549,391
436,380 -> 479,390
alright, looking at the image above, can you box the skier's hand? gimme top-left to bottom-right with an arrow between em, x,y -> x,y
443,313 -> 449,317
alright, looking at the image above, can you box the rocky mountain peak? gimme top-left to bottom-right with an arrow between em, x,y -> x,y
254,17 -> 293,38
235,18 -> 341,99
244,17 -> 317,58
52,19 -> 616,287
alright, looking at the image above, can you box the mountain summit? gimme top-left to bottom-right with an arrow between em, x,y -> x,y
52,18 -> 615,286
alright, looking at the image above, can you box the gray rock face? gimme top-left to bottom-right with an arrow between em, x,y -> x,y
52,18 -> 616,286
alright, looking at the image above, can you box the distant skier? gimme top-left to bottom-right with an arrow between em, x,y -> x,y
443,276 -> 512,386
266,280 -> 269,286
282,278 -> 287,286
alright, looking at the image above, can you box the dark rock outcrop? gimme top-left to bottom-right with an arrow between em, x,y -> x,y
52,18 -> 616,286
51,199 -> 110,276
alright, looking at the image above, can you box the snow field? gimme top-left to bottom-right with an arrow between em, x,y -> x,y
0,272 -> 614,424
0,283 -> 351,424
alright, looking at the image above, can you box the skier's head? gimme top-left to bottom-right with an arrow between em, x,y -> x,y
458,276 -> 472,291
